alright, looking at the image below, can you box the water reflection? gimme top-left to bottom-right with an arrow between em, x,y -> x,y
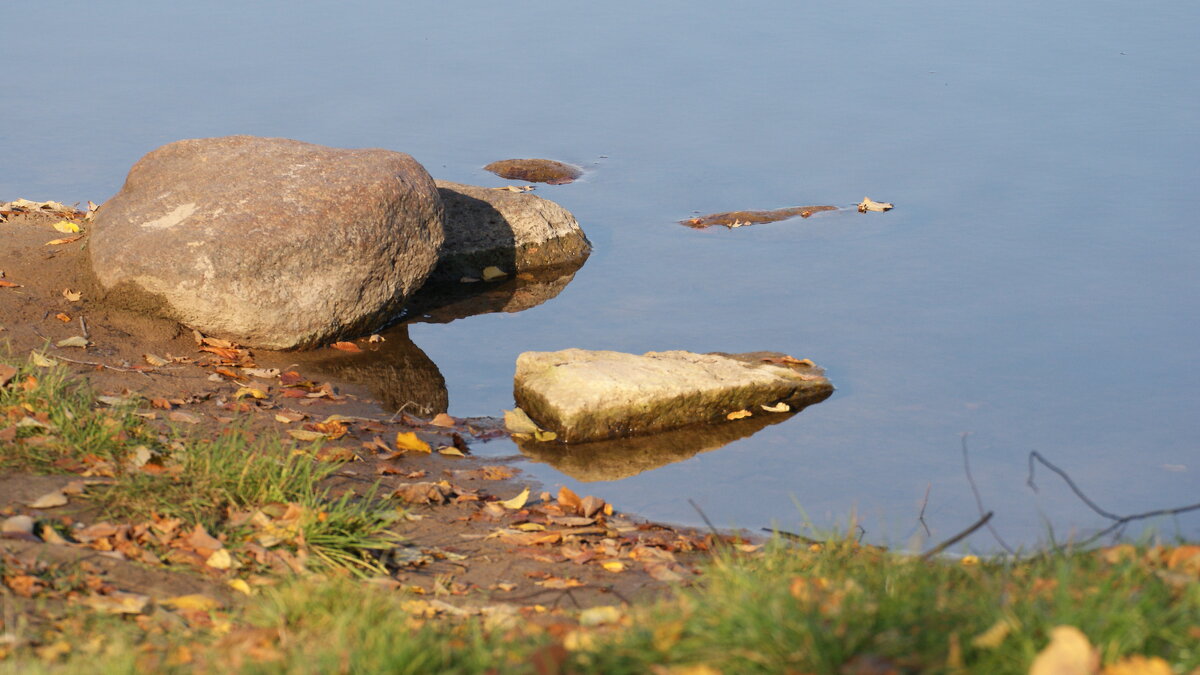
295,261 -> 585,416
515,413 -> 801,482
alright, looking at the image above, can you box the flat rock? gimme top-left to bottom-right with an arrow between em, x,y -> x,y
513,349 -> 834,443
430,181 -> 590,282
87,136 -> 444,350
482,159 -> 582,184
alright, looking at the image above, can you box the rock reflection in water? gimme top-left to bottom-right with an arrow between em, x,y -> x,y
295,262 -> 586,416
516,412 -> 798,482
404,259 -> 585,325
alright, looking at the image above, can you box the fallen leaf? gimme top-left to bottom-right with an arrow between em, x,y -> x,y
439,447 -> 466,457
1029,626 -> 1099,675
0,279 -> 21,288
143,353 -> 169,367
55,335 -> 89,348
51,220 -> 80,233
45,234 -> 83,246
579,605 -> 623,627
535,576 -> 584,589
62,288 -> 82,302
169,411 -> 202,425
330,341 -> 362,353
534,429 -> 558,442
29,490 -> 68,508
227,579 -> 253,596
30,350 -> 55,367
288,429 -> 325,442
726,409 -> 752,420
761,402 -> 791,413
971,616 -> 1017,649
206,549 -> 233,570
234,386 -> 268,400
430,413 -> 457,427
601,560 -> 626,573
504,408 -> 541,434
0,364 -> 16,387
857,197 -> 894,213
242,367 -> 280,379
482,266 -> 507,281
395,431 -> 432,453
83,591 -> 150,614
315,446 -> 357,462
162,594 -> 222,612
499,487 -> 531,510
1103,655 -> 1173,675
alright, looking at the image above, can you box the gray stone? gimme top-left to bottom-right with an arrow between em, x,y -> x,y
513,349 -> 834,443
88,136 -> 444,350
429,181 -> 590,282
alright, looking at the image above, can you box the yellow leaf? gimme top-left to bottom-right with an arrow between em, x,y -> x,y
395,431 -> 432,453
1102,655 -> 1173,675
55,335 -> 89,348
499,487 -> 530,510
971,616 -> 1017,649
227,579 -> 253,596
206,549 -> 233,570
234,386 -> 267,400
62,288 -> 82,302
274,414 -> 296,424
1029,626 -> 1099,675
726,409 -> 752,420
438,446 -> 466,457
52,220 -> 80,233
143,353 -> 169,367
961,555 -> 980,566
31,351 -> 57,367
430,413 -> 456,427
515,522 -> 545,531
579,605 -> 622,627
161,594 -> 222,612
533,429 -> 558,442
288,429 -> 325,441
481,265 -> 507,281
601,560 -> 626,573
83,591 -> 150,615
857,197 -> 894,213
504,408 -> 540,434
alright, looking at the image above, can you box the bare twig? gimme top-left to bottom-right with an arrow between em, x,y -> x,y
688,499 -> 721,539
917,482 -> 932,537
961,433 -> 1016,554
52,354 -> 152,377
921,511 -> 993,560
79,316 -> 89,339
760,527 -> 821,545
1027,450 -> 1200,546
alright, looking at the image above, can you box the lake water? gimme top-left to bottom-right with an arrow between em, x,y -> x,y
5,1 -> 1198,551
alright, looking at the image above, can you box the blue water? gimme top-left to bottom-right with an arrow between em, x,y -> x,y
5,1 -> 1199,550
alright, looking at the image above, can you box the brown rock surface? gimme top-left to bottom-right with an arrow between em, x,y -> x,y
513,349 -> 834,443
430,181 -> 590,282
483,159 -> 582,184
87,136 -> 444,350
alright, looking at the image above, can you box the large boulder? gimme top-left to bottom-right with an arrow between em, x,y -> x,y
87,136 -> 444,350
513,349 -> 834,443
429,181 -> 590,282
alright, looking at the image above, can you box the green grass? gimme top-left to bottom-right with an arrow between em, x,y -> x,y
1,355 -> 400,574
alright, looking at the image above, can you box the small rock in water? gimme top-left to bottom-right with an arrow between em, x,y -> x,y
484,159 -> 582,185
513,349 -> 834,443
681,205 -> 838,229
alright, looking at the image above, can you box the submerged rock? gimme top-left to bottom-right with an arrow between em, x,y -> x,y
513,349 -> 833,443
483,159 -> 582,185
88,136 -> 443,350
681,205 -> 838,229
429,181 -> 590,282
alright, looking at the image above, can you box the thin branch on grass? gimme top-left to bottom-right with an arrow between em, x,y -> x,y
920,511 -> 993,560
52,354 -> 152,377
1027,450 -> 1200,546
760,527 -> 822,545
960,433 -> 1016,554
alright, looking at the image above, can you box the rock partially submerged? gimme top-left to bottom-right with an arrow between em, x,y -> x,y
430,181 -> 590,282
681,205 -> 838,229
88,136 -> 444,350
483,159 -> 582,185
513,349 -> 833,443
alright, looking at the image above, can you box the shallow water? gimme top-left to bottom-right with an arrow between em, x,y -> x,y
5,1 -> 1199,550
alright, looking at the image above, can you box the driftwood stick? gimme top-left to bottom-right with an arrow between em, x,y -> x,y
921,511 -> 993,560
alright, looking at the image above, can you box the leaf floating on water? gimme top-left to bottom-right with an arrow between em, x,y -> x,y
438,446 -> 466,457
430,413 -> 457,427
481,266 -> 507,281
857,197 -> 894,213
726,409 -> 753,420
484,158 -> 582,185
682,205 -> 838,229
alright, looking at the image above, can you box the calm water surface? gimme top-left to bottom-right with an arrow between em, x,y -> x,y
5,1 -> 1198,550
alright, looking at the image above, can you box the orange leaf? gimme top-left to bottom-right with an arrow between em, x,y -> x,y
330,341 -> 361,353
